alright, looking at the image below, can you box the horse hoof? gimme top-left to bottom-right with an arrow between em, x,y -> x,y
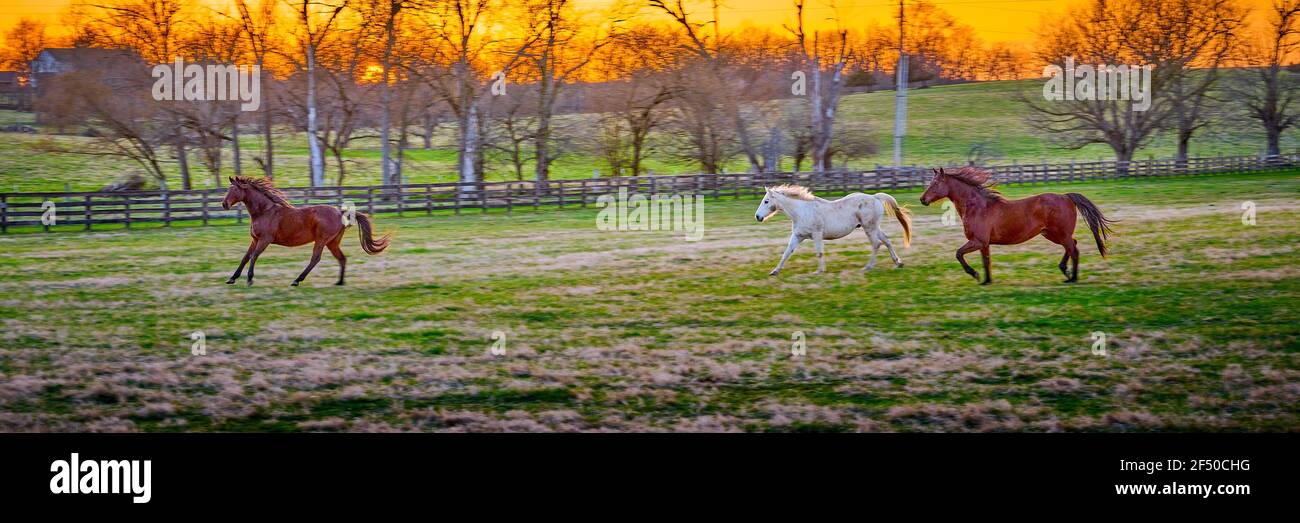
895,262 -> 904,268
335,281 -> 345,286
980,280 -> 992,286
225,279 -> 236,285
291,281 -> 300,287
768,270 -> 780,277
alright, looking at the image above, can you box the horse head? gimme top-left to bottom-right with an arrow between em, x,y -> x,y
755,187 -> 781,222
920,168 -> 949,206
222,176 -> 248,210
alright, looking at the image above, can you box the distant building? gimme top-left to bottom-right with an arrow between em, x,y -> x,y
29,48 -> 145,91
0,71 -> 22,91
0,71 -> 31,110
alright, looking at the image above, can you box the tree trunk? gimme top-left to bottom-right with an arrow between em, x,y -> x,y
730,109 -> 761,173
459,103 -> 479,190
306,44 -> 325,186
333,148 -> 346,186
231,115 -> 242,176
379,15 -> 396,186
176,141 -> 191,190
1114,147 -> 1134,175
209,140 -> 223,188
810,58 -> 825,172
1176,130 -> 1191,165
534,113 -> 551,183
259,63 -> 273,179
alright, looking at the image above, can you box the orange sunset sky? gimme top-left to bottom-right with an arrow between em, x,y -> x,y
0,0 -> 1281,46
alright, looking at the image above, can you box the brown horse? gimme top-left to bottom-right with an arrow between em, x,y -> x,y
221,176 -> 391,286
919,167 -> 1114,284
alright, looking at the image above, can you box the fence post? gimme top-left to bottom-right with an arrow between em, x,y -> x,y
163,191 -> 171,227
124,196 -> 131,229
480,181 -> 488,213
367,187 -> 375,215
1,195 -> 6,233
84,195 -> 92,231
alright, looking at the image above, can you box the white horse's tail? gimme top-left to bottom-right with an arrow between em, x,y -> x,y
873,192 -> 912,248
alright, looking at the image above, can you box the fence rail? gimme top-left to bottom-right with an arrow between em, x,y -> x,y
2,153 -> 1297,233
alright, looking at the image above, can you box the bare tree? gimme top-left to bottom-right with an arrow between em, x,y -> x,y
356,0 -> 421,186
786,0 -> 851,172
1227,0 -> 1300,157
34,70 -> 171,183
1139,0 -> 1245,163
1025,0 -> 1172,168
518,0 -> 617,183
411,0 -> 535,189
289,0 -> 347,186
483,88 -> 536,180
79,0 -> 196,188
587,26 -> 678,176
664,59 -> 735,173
235,0 -> 281,178
173,14 -> 248,186
1,19 -> 48,73
651,0 -> 763,172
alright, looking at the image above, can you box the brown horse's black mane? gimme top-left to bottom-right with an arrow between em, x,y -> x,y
944,166 -> 1005,202
234,176 -> 294,208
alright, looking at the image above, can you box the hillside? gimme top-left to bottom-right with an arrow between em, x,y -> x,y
0,79 -> 1295,192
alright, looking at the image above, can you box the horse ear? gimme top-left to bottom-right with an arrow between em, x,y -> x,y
938,167 -> 946,175
228,176 -> 235,185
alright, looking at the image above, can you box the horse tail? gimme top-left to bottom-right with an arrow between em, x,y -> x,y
1066,193 -> 1115,257
354,213 -> 392,255
874,192 -> 912,248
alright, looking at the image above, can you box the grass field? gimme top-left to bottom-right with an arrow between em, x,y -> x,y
1,170 -> 1297,431
2,79 -> 1296,192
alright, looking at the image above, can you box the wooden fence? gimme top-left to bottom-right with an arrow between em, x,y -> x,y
2,153 -> 1297,233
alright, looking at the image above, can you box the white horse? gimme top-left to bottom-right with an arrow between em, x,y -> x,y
755,185 -> 912,275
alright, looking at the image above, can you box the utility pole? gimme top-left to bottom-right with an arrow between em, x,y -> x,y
893,0 -> 907,167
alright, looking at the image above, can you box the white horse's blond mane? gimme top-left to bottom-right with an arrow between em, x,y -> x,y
770,184 -> 815,201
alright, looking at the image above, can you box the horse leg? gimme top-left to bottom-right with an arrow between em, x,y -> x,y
770,233 -> 802,276
327,237 -> 347,285
292,241 -> 326,287
864,231 -> 881,271
1069,238 -> 1080,283
979,245 -> 993,285
1045,230 -> 1080,283
813,232 -> 825,274
955,239 -> 982,282
245,238 -> 271,286
879,229 -> 903,267
227,240 -> 256,284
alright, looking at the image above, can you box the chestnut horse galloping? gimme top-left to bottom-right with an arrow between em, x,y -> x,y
919,167 -> 1114,284
222,176 -> 391,286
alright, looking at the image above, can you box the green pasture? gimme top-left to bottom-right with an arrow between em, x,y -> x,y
0,170 -> 1296,431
